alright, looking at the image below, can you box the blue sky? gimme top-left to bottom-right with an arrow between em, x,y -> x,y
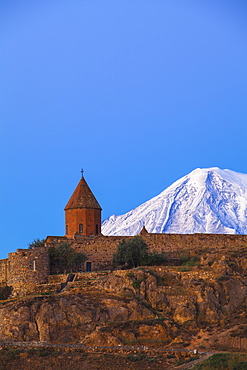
1,0 -> 247,258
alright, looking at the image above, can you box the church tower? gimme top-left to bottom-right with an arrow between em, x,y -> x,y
64,171 -> 102,237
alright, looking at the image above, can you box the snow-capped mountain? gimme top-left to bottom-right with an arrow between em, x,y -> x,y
102,167 -> 247,236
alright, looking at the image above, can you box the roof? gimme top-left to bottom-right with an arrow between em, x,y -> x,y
139,225 -> 149,235
64,177 -> 102,210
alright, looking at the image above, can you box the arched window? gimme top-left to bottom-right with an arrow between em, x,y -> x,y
66,225 -> 68,234
79,223 -> 83,233
96,224 -> 99,234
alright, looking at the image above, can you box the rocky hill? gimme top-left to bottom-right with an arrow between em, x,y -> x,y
1,243 -> 247,354
102,167 -> 247,235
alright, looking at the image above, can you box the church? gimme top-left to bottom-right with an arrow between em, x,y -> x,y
45,172 -> 123,272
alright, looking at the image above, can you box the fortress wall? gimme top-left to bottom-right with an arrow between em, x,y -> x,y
0,259 -> 8,284
7,247 -> 50,288
46,233 -> 247,272
46,235 -> 132,270
68,233 -> 247,270
73,235 -> 123,270
140,233 -> 247,256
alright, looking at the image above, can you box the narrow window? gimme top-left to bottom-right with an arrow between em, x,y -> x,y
79,223 -> 83,233
32,260 -> 36,271
66,225 -> 68,234
96,224 -> 99,234
86,262 -> 92,272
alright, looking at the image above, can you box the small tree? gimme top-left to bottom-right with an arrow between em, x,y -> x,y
113,236 -> 149,268
28,238 -> 45,249
68,252 -> 87,272
113,236 -> 167,268
49,242 -> 87,274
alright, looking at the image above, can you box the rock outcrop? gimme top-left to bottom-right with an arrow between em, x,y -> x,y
1,245 -> 247,351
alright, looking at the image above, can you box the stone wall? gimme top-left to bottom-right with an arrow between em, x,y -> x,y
46,232 -> 247,271
72,235 -> 124,270
140,232 -> 247,255
7,247 -> 50,292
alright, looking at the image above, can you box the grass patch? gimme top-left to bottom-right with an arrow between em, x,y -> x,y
178,266 -> 192,272
27,348 -> 55,357
126,352 -> 147,362
192,353 -> 247,370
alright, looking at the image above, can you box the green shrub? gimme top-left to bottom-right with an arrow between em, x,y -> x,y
38,349 -> 52,357
6,349 -> 20,359
126,353 -> 147,362
178,266 -> 191,272
180,252 -> 191,264
233,363 -> 247,370
126,272 -> 135,279
28,238 -> 45,248
27,348 -> 54,357
132,279 -> 142,289
145,252 -> 167,266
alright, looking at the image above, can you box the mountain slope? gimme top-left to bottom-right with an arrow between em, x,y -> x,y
102,167 -> 247,236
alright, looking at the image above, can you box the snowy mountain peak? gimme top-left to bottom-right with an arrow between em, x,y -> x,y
102,167 -> 247,236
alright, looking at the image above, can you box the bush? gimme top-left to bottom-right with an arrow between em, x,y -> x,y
145,252 -> 167,266
6,349 -> 20,359
179,253 -> 200,267
27,348 -> 52,357
180,252 -> 191,264
132,279 -> 142,289
126,353 -> 147,362
178,266 -> 191,272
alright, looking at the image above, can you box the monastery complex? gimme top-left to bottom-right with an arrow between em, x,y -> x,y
1,174 -> 247,294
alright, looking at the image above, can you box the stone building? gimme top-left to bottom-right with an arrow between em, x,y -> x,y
0,247 -> 49,294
